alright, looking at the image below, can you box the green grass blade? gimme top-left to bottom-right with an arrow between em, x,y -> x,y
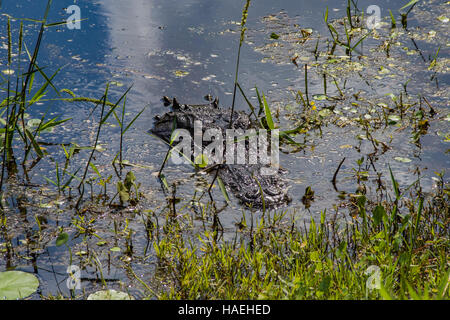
411,197 -> 423,248
42,175 -> 57,186
262,93 -> 275,130
25,128 -> 44,158
123,106 -> 146,134
61,144 -> 69,159
39,117 -> 72,132
255,86 -> 263,115
388,165 -> 400,199
62,168 -> 82,184
405,281 -> 421,300
400,0 -> 419,11
28,71 -> 35,95
236,82 -> 257,120
389,9 -> 396,27
327,23 -> 339,40
217,176 -> 230,204
30,63 -> 62,98
437,270 -> 450,299
378,283 -> 393,300
89,162 -> 101,177
45,19 -> 87,27
351,32 -> 371,51
146,132 -> 195,167
28,65 -> 61,106
100,85 -> 133,125
159,173 -> 170,191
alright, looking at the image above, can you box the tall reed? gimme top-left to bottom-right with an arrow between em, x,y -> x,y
229,0 -> 251,128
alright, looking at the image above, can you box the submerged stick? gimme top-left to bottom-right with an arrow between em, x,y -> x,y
332,157 -> 346,192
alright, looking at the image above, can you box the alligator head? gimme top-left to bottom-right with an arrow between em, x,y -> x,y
150,97 -> 291,209
151,97 -> 253,141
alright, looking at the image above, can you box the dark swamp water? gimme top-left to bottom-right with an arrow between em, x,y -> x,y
0,0 -> 448,298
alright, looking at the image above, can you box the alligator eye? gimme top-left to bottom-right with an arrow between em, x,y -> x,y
173,97 -> 181,109
154,115 -> 161,120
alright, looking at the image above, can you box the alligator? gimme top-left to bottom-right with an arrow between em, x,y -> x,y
150,97 -> 291,209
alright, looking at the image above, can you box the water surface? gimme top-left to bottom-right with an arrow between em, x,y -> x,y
0,0 -> 448,298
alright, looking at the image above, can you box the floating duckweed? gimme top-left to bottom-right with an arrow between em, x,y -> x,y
174,70 -> 189,77
437,15 -> 449,23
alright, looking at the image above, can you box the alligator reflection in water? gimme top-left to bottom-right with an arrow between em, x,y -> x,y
150,97 -> 291,209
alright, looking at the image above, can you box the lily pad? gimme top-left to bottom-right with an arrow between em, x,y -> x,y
270,32 -> 280,39
55,232 -> 69,246
27,119 -> 42,128
388,115 -> 401,123
312,94 -> 328,101
394,156 -> 412,163
318,109 -> 332,117
87,289 -> 134,300
0,271 -> 39,300
110,81 -> 124,87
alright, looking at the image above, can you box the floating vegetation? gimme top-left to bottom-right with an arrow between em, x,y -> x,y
173,70 -> 190,77
87,289 -> 134,300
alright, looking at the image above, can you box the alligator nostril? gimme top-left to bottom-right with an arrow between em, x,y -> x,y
162,96 -> 172,106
